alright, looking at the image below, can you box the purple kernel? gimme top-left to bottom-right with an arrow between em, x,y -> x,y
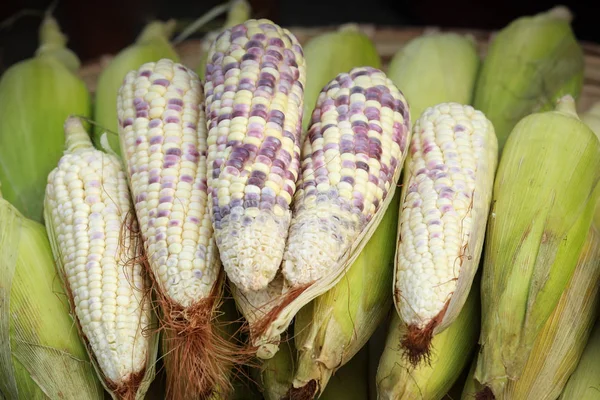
153,79 -> 170,87
166,148 -> 182,156
140,70 -> 152,77
123,118 -> 133,128
165,116 -> 180,124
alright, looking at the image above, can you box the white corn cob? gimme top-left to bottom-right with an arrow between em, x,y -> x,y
204,18 -> 306,292
394,102 -> 497,362
118,58 -> 218,307
44,117 -> 154,398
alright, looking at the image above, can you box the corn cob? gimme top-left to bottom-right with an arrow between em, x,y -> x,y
196,0 -> 252,80
289,188 -> 400,397
0,185 -> 104,399
473,6 -> 584,153
387,32 -> 480,124
498,222 -> 600,400
473,95 -> 600,397
0,14 -> 91,222
43,117 -> 157,400
377,276 -> 479,400
117,58 -> 245,399
93,19 -> 179,155
301,24 -> 381,133
393,102 -> 497,363
204,18 -> 307,292
559,319 -> 600,400
233,66 -> 411,359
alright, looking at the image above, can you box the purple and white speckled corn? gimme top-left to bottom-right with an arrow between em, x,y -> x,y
282,66 -> 411,286
394,102 -> 497,335
204,19 -> 306,293
117,58 -> 219,308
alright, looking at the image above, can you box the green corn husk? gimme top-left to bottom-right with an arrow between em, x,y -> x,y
559,319 -> 600,400
257,332 -> 297,400
0,189 -> 104,399
499,221 -> 600,400
582,102 -> 600,229
474,95 -> 600,397
301,24 -> 381,133
196,0 -> 252,80
386,31 -> 480,124
376,278 -> 479,400
0,15 -> 91,222
319,345 -> 369,400
461,360 -> 483,399
289,189 -> 400,398
473,6 -> 584,154
93,19 -> 179,155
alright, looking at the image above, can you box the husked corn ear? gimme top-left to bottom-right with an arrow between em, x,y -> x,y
377,278 -> 479,400
387,32 -> 480,124
196,0 -> 252,79
394,102 -> 497,362
290,188 -> 400,397
499,223 -> 600,400
118,58 -> 217,306
474,95 -> 600,397
93,19 -> 179,155
44,117 -> 156,399
232,66 -> 410,360
560,319 -> 600,400
283,66 -> 410,286
0,187 -> 104,400
473,6 -> 584,153
0,14 -> 91,222
301,24 -> 381,133
204,19 -> 306,292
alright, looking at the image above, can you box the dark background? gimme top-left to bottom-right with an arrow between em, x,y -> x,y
1,0 -> 599,74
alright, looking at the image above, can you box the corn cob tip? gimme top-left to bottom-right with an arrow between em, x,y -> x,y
475,387 -> 496,400
285,380 -> 319,400
546,5 -> 573,22
63,116 -> 93,152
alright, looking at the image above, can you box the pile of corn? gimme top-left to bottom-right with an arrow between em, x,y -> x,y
1,2 -> 600,399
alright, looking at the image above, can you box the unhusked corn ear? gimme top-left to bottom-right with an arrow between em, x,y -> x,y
474,95 -> 600,397
257,332 -> 296,400
498,222 -> 600,400
290,188 -> 400,397
93,19 -> 179,155
0,186 -> 104,400
560,319 -> 600,400
196,0 -> 252,79
0,14 -> 91,222
473,6 -> 584,153
319,345 -> 369,400
377,277 -> 479,400
118,58 -> 243,399
394,102 -> 497,363
582,102 -> 600,229
204,19 -> 306,292
44,117 -> 156,399
301,24 -> 381,133
232,66 -> 410,359
387,32 -> 480,124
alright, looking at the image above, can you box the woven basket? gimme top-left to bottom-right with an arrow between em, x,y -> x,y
79,24 -> 600,113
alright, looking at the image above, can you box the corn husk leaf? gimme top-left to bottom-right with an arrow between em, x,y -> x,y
256,332 -> 296,400
376,276 -> 479,400
496,221 -> 600,399
387,32 -> 480,124
582,102 -> 600,229
474,95 -> 600,396
473,6 -> 584,153
0,193 -> 104,399
319,345 -> 369,400
93,19 -> 179,156
290,188 -> 400,397
559,318 -> 600,399
301,24 -> 381,134
0,15 -> 91,222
